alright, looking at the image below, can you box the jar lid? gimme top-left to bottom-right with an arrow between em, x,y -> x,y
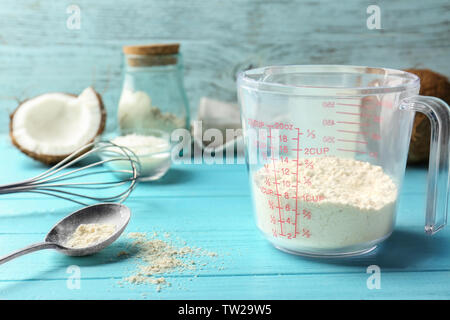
123,43 -> 179,56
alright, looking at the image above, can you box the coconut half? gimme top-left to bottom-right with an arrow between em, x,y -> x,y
10,87 -> 106,165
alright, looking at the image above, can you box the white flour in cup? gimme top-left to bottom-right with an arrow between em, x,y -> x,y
252,157 -> 398,251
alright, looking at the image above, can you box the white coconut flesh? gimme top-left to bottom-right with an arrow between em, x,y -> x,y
12,87 -> 103,156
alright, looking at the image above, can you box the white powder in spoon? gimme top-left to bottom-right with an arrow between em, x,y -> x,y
65,223 -> 116,248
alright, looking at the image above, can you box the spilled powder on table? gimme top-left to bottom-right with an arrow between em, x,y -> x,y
118,231 -> 219,292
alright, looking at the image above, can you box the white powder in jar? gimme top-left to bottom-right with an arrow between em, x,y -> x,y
252,157 -> 398,251
65,223 -> 116,248
118,89 -> 186,133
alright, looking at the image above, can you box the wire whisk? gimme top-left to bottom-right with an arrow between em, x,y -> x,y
0,141 -> 141,206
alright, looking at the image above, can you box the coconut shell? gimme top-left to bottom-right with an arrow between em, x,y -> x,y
404,69 -> 450,164
9,88 -> 106,165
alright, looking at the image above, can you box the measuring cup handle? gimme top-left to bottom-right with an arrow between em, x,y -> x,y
0,242 -> 59,266
401,96 -> 450,235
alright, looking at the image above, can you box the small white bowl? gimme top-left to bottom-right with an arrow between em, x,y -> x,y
99,128 -> 173,181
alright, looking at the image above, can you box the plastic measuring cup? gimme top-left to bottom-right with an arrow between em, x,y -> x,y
237,65 -> 450,257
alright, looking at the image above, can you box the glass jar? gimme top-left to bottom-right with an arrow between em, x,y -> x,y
118,43 -> 190,135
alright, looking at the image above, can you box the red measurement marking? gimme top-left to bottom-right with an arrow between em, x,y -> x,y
337,148 -> 367,154
302,229 -> 311,238
336,102 -> 362,107
322,119 -> 336,126
307,129 -> 316,139
335,97 -> 362,101
336,111 -> 371,117
337,129 -> 368,135
337,102 -> 376,110
337,139 -> 368,144
294,127 -> 301,238
337,121 -> 370,126
247,118 -> 265,128
300,194 -> 325,202
304,147 -> 330,156
302,209 -> 311,220
336,111 -> 362,116
272,229 -> 277,237
304,159 -> 314,169
269,127 -> 284,236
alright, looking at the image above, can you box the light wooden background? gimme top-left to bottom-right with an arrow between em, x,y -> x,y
0,0 -> 448,132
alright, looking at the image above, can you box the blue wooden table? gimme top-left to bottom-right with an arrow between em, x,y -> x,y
0,137 -> 449,300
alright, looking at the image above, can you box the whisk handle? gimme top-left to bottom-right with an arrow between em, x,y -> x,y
0,242 -> 60,265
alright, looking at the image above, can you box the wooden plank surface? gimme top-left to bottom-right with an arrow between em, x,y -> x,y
0,138 -> 449,299
0,0 -> 449,132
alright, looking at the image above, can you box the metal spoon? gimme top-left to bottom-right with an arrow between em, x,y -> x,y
0,203 -> 131,265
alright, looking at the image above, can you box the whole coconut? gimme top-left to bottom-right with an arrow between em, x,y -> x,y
404,69 -> 450,164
